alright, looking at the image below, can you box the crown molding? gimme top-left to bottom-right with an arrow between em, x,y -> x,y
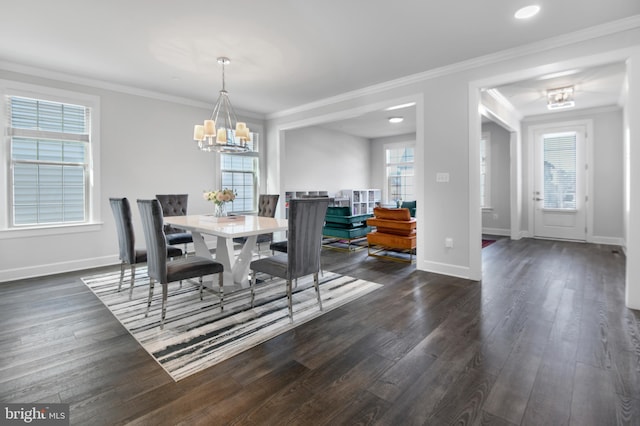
521,104 -> 622,123
268,15 -> 640,120
0,60 -> 266,120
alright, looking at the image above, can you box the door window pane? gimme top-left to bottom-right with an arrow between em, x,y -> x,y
543,133 -> 577,209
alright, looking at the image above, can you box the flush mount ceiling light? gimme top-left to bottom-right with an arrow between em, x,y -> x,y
388,117 -> 404,124
515,5 -> 540,19
192,57 -> 251,153
547,86 -> 575,110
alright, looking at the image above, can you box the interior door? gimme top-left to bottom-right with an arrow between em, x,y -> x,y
533,126 -> 587,241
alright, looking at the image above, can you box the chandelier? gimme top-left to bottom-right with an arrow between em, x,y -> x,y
193,57 -> 251,153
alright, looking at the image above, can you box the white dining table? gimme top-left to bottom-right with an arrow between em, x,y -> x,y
163,214 -> 288,290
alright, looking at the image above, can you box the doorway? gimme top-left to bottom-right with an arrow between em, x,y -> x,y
530,121 -> 591,241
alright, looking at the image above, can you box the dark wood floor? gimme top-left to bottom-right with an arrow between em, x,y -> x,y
1,238 -> 637,425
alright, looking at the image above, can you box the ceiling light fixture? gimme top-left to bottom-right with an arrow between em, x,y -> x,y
193,57 -> 251,153
388,117 -> 404,124
385,102 -> 416,111
514,5 -> 540,19
547,86 -> 575,110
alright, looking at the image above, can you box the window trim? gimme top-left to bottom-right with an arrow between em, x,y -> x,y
0,80 -> 101,236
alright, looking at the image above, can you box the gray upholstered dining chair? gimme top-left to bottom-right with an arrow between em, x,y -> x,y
249,198 -> 330,321
137,199 -> 225,326
156,194 -> 193,255
109,197 -> 183,298
233,194 -> 280,254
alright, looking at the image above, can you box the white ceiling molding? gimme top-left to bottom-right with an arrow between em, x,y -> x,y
521,104 -> 622,123
0,60 -> 266,120
267,15 -> 640,120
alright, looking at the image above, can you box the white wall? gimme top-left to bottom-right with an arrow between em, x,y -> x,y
521,106 -> 624,243
266,25 -> 640,281
625,51 -> 640,309
2,25 -> 639,290
0,69 -> 264,282
282,126 -> 370,194
482,122 -> 511,234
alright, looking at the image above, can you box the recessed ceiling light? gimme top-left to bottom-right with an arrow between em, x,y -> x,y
515,5 -> 540,19
385,102 -> 416,111
388,117 -> 404,124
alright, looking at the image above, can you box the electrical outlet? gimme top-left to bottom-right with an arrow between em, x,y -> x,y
445,238 -> 454,248
436,172 -> 450,183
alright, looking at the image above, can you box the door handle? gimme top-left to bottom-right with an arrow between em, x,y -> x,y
534,197 -> 544,201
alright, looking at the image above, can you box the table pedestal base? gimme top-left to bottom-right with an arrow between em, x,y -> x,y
191,231 -> 256,289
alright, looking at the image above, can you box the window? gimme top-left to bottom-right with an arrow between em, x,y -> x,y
480,132 -> 491,208
385,144 -> 414,203
220,132 -> 259,213
542,132 -> 577,210
1,81 -> 100,233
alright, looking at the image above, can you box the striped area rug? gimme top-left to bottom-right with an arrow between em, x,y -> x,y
81,268 -> 382,381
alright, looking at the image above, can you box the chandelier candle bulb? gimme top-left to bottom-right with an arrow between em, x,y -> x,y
204,120 -> 215,136
194,125 -> 204,141
216,128 -> 227,143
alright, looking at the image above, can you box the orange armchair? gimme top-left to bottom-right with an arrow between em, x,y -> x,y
366,207 -> 416,262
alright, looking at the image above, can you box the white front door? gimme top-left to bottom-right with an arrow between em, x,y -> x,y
533,125 -> 587,241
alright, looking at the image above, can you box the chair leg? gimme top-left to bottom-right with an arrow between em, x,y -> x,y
199,276 -> 204,300
160,282 -> 168,327
128,264 -> 136,299
250,270 -> 257,307
145,278 -> 155,317
286,279 -> 293,322
118,262 -> 125,292
313,272 -> 322,311
218,272 -> 224,311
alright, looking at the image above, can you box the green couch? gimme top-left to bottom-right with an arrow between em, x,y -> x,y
399,200 -> 416,217
322,206 -> 372,250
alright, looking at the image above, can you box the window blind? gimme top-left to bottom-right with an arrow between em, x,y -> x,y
543,133 -> 577,210
221,134 -> 259,213
8,96 -> 91,225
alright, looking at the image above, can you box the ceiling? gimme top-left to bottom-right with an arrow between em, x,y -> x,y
1,1 -> 638,138
492,61 -> 627,118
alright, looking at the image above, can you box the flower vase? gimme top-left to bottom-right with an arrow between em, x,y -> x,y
214,203 -> 227,218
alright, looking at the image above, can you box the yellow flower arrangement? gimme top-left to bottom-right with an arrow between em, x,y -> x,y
203,188 -> 236,206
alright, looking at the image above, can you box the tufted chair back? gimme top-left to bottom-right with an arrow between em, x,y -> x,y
258,194 -> 280,218
156,194 -> 188,235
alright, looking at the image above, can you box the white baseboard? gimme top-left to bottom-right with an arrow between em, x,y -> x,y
589,236 -> 625,246
418,259 -> 476,280
482,227 -> 510,236
0,255 -> 118,283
